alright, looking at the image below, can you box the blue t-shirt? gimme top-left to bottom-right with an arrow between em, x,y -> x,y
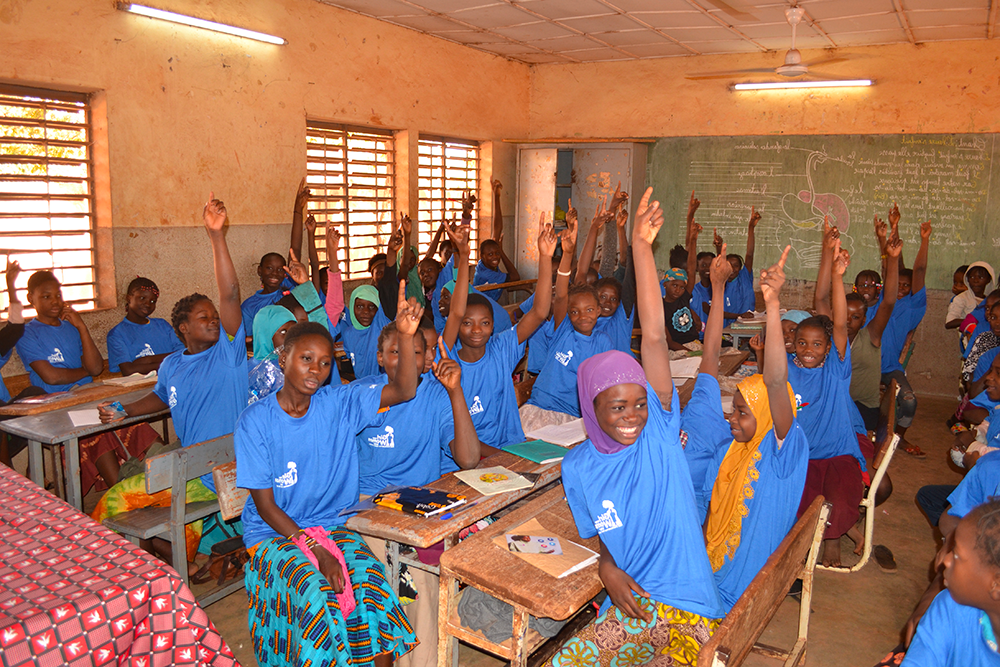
563,386 -> 725,620
106,317 -> 184,373
356,373 -> 456,495
527,322 -> 613,417
473,261 -> 507,302
240,277 -> 296,330
680,374 -> 737,513
527,318 -> 554,375
0,347 -> 13,403
235,380 -> 383,548
453,326 -> 526,449
879,288 -> 927,374
333,308 -> 391,378
965,301 -> 990,359
154,322 -> 250,491
974,348 -> 1000,383
723,267 -> 755,328
690,282 -> 711,339
971,390 -> 1000,411
701,416 -> 809,611
432,256 -> 458,334
593,303 -> 634,356
16,319 -> 92,393
903,589 -> 1000,667
786,348 -> 866,470
947,450 -> 1000,519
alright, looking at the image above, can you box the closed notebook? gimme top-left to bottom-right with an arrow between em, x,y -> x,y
371,487 -> 466,517
503,439 -> 568,464
453,466 -> 533,496
491,517 -> 598,579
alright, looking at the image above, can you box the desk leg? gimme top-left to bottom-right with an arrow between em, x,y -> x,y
65,438 -> 82,510
441,534 -> 458,667
511,605 -> 529,667
27,440 -> 43,489
438,573 -> 459,667
389,540 -> 401,597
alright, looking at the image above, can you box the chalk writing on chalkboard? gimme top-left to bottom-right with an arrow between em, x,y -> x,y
648,134 -> 995,290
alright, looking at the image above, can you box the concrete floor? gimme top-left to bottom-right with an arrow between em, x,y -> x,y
77,393 -> 961,666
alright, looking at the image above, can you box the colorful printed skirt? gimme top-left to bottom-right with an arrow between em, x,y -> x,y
79,422 -> 160,494
245,527 -> 418,666
548,598 -> 720,667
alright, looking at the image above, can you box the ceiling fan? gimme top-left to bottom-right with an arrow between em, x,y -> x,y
686,4 -> 851,81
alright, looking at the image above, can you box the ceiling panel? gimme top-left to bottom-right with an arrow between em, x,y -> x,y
317,0 -> 997,65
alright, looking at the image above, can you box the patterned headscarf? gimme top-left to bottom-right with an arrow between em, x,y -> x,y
664,268 -> 687,282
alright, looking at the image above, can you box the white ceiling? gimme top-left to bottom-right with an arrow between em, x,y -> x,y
317,0 -> 998,64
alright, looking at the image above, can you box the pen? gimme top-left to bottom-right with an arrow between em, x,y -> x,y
439,499 -> 481,520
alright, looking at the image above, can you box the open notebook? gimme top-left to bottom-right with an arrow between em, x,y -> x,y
524,419 -> 587,447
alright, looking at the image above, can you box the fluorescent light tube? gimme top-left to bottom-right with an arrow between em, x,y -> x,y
733,80 -> 872,91
119,3 -> 286,45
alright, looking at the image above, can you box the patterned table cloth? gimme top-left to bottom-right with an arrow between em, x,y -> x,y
0,464 -> 239,667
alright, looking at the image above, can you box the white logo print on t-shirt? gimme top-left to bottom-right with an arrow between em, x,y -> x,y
168,386 -> 178,408
47,348 -> 64,364
275,462 -> 298,488
368,426 -> 395,449
469,396 -> 484,416
554,350 -> 574,366
594,499 -> 623,534
136,343 -> 155,358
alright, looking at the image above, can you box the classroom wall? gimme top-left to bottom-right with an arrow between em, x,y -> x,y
0,0 -> 528,377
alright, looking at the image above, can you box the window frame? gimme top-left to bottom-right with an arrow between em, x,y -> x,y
416,135 -> 481,260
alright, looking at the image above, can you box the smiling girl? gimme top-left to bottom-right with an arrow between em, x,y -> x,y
551,188 -> 724,667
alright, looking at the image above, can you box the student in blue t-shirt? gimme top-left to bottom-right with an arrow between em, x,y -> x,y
903,500 -> 1000,667
0,259 -> 24,405
686,243 -> 809,612
95,193 -> 250,571
551,188 -> 724,664
240,251 -> 296,330
719,207 -> 760,326
332,285 -> 390,379
106,277 -> 184,375
472,180 -> 519,303
441,214 -> 556,451
235,296 -> 423,666
521,204 -> 612,429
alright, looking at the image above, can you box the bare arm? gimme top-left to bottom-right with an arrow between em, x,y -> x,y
813,218 -> 837,318
29,360 -> 92,386
515,214 -> 557,344
433,341 -> 481,469
700,246 -> 732,378
830,240 -> 849,359
118,354 -> 170,376
744,207 -> 760,273
912,220 -> 931,294
552,218 -> 577,329
99,391 -> 170,423
203,194 -> 242,337
424,221 -> 446,262
441,226 -> 472,350
632,187 -> 673,406
685,192 -> 701,294
304,216 -> 321,290
574,197 -> 607,285
760,246 -> 794,439
62,306 -> 103,376
869,237 -> 901,345
289,177 -> 309,265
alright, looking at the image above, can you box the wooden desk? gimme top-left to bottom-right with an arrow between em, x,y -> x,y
475,278 -> 537,293
0,388 -> 169,510
723,322 -> 764,349
437,485 -> 602,667
0,378 -> 157,417
676,349 -> 749,408
345,449 -> 564,595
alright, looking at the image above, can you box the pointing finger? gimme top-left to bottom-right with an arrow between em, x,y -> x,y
437,336 -> 449,360
778,245 -> 791,268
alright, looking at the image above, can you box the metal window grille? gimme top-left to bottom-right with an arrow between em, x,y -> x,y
0,84 -> 96,316
417,136 -> 479,259
306,121 -> 395,280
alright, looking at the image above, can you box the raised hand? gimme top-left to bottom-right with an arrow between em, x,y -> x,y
399,212 -> 412,237
873,215 -> 887,243
832,239 -> 850,276
760,245 -> 791,305
561,210 -> 579,250
631,187 -> 664,246
566,198 -> 578,229
294,177 -> 310,214
431,338 -> 462,391
394,280 -> 424,336
888,202 -> 900,228
386,228 -> 404,256
616,204 -> 628,229
686,190 -> 700,224
886,236 -> 902,259
445,223 -> 471,259
5,258 -> 20,296
203,192 -> 227,232
824,219 -> 841,250
713,227 -> 724,254
920,220 -> 932,240
490,178 -> 502,194
461,189 -> 476,217
304,215 -> 317,235
749,333 -> 764,356
609,181 -> 628,210
284,248 -> 309,285
710,242 -> 732,285
748,206 -> 761,230
537,213 -> 557,257
592,195 -> 612,229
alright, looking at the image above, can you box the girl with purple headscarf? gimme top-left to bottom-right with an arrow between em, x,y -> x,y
551,188 -> 724,667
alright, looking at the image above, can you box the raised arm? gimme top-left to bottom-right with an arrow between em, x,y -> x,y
685,192 -> 702,294
615,205 -> 629,271
0,260 -> 24,357
700,244 -> 733,378
812,217 -> 838,318
831,239 -> 850,359
203,193 -> 242,336
912,220 -> 931,294
289,177 -> 309,265
304,215 -> 321,290
441,225 -> 472,350
877,206 -> 891,276
760,245 -> 794,439
433,340 -> 481,469
573,197 -> 608,285
424,221 -> 446,262
399,213 -> 415,279
323,223 -> 345,325
515,215 -> 557,343
869,237 -> 901,344
744,207 -> 760,273
552,215 -> 578,328
380,281 -> 422,408
632,187 -> 673,406
712,227 -> 724,257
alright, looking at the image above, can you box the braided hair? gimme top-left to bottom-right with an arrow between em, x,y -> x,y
796,314 -> 834,343
170,293 -> 209,341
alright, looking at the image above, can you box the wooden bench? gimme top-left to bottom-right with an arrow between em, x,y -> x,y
697,496 -> 831,667
102,434 -> 243,606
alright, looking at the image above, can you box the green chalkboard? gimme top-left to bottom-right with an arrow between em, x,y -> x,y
646,134 -> 998,290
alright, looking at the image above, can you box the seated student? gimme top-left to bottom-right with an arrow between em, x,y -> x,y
947,262 -> 994,329
107,277 -> 184,376
335,284 -> 390,379
961,289 -> 1000,362
357,332 -> 480,667
663,267 -> 701,351
779,310 -> 810,355
248,304 -> 295,404
964,301 -> 1000,383
854,269 -> 883,312
428,195 -> 473,333
473,180 -> 520,302
436,278 -> 512,333
236,294 -> 424,667
783,239 -> 868,568
903,499 -> 1000,667
93,193 -> 248,571
17,269 -> 159,492
441,217 -> 556,450
953,264 -> 970,297
417,256 -> 442,306
719,207 -> 760,324
520,216 -> 613,431
660,242 -> 690,297
551,188 -> 725,665
688,243 -> 808,611
240,252 -> 296,328
0,260 -> 24,406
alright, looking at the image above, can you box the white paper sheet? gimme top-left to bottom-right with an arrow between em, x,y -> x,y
68,408 -> 102,427
670,355 -> 703,378
525,418 -> 588,447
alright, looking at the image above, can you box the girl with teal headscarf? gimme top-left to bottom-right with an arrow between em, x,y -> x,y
248,305 -> 295,404
333,284 -> 391,378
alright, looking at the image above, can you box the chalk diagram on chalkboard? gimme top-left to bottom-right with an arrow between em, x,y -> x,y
778,149 -> 854,269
